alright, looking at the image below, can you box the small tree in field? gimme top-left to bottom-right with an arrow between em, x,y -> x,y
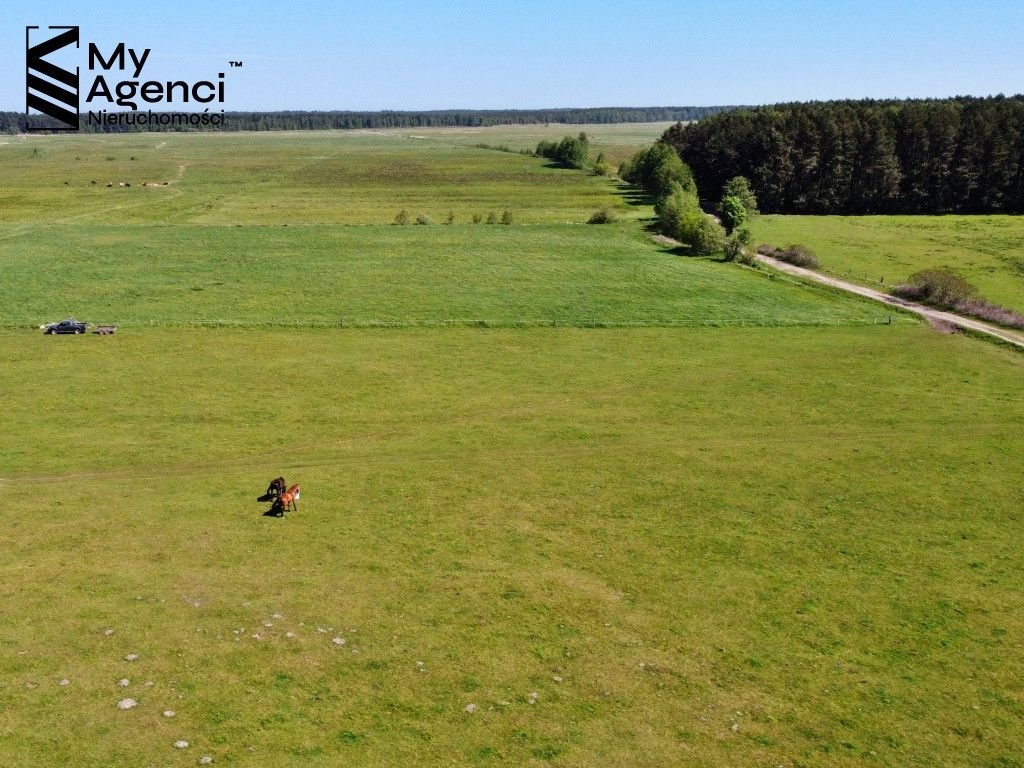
719,195 -> 747,234
415,213 -> 431,225
722,176 -> 759,215
724,227 -> 754,263
486,211 -> 498,224
472,213 -> 482,224
446,210 -> 455,225
500,209 -> 513,225
394,209 -> 409,225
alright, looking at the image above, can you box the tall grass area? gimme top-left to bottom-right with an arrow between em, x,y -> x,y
1,326 -> 1022,767
751,215 -> 1024,313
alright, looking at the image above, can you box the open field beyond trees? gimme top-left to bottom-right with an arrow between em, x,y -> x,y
751,215 -> 1024,315
1,124 -> 1023,767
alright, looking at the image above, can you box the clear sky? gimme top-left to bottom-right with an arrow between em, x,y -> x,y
5,0 -> 1023,111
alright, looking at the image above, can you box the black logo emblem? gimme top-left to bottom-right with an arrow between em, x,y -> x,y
26,26 -> 80,131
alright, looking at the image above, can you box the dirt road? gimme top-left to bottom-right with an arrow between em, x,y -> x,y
756,254 -> 1024,351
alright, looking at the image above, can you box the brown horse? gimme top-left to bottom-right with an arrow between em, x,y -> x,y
278,484 -> 300,514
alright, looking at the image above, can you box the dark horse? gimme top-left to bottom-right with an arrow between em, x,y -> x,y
257,477 -> 286,503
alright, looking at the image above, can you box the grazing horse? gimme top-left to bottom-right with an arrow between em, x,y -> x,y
278,484 -> 301,514
258,477 -> 286,503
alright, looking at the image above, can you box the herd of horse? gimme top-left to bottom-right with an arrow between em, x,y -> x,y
258,477 -> 300,517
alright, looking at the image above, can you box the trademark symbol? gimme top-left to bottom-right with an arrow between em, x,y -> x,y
229,60 -> 242,68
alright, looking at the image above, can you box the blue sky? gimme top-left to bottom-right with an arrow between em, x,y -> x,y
5,0 -> 1023,111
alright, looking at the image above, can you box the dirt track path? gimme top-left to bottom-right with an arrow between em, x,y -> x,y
756,254 -> 1024,351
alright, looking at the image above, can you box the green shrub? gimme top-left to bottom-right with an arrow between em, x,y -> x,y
486,211 -> 498,225
759,243 -> 820,269
654,181 -> 700,240
415,213 -> 431,225
587,207 -> 618,224
782,244 -> 819,268
678,212 -> 726,256
394,209 -> 410,225
724,227 -> 754,263
893,269 -> 977,305
500,209 -> 513,225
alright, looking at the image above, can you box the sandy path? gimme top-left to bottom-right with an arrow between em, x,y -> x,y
756,254 -> 1024,350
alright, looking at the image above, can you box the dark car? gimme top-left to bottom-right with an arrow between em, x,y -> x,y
42,318 -> 89,335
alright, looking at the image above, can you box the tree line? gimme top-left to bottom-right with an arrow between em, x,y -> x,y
663,96 -> 1024,214
621,143 -> 758,260
1,106 -> 738,135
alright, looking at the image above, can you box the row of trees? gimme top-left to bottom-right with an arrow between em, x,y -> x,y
621,143 -> 759,258
663,96 -> 1024,214
2,106 -> 738,135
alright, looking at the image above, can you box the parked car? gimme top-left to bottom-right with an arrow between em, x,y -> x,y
42,318 -> 89,335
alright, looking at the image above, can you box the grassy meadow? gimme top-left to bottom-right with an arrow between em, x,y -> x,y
0,125 -> 668,227
1,125 -> 1023,767
751,215 -> 1024,314
0,223 -> 893,328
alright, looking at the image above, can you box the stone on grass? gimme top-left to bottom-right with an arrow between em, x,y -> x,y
174,740 -> 189,749
104,629 -> 115,636
118,679 -> 130,687
199,757 -> 214,765
124,653 -> 139,662
59,679 -> 71,686
331,637 -> 346,647
118,698 -> 138,710
464,703 -> 478,714
163,710 -> 176,718
528,692 -> 539,704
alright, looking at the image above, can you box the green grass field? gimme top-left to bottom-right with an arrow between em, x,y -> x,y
0,223 -> 892,328
0,125 -> 668,227
2,126 -> 1023,767
2,327 -> 1023,767
751,215 -> 1024,313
